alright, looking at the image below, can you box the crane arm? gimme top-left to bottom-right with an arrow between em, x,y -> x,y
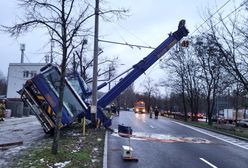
98,20 -> 189,108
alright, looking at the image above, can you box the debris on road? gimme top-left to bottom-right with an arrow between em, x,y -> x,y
112,129 -> 212,144
0,141 -> 23,147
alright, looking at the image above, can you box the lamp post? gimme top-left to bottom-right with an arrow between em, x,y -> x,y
108,64 -> 115,91
20,44 -> 25,63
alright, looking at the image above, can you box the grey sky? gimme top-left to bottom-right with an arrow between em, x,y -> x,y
0,0 -> 243,93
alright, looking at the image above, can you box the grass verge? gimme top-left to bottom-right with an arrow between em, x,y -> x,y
177,118 -> 248,140
9,123 -> 106,168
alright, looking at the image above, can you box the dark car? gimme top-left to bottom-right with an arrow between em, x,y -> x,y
237,119 -> 248,128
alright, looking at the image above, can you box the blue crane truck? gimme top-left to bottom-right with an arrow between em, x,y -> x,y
20,20 -> 188,133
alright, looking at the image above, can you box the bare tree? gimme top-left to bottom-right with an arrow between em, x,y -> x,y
164,44 -> 201,121
198,3 -> 248,125
195,34 -> 223,125
184,49 -> 201,121
74,39 -> 89,79
118,84 -> 135,109
96,57 -> 119,83
73,41 -> 119,82
2,0 -> 126,154
142,77 -> 156,113
161,48 -> 188,121
205,6 -> 248,92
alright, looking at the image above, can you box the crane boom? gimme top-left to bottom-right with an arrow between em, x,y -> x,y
98,20 -> 188,108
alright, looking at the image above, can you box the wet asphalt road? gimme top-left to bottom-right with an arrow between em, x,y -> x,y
107,111 -> 248,168
0,116 -> 45,167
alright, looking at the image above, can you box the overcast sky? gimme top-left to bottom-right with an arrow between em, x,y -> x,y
0,0 -> 243,94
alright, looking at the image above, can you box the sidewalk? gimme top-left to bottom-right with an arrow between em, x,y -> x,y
0,116 -> 44,167
0,116 -> 44,146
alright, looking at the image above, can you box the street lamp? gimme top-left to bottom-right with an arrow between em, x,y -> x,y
108,65 -> 115,90
20,43 -> 25,63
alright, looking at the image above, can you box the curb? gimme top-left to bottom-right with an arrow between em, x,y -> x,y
103,131 -> 108,168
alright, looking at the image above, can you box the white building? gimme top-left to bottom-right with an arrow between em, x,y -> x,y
7,63 -> 47,98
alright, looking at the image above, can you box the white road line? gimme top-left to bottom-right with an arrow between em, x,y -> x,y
150,125 -> 154,128
199,158 -> 218,168
172,121 -> 248,150
103,132 -> 108,168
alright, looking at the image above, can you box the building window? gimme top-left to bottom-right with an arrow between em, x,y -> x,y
23,71 -> 29,78
30,71 -> 37,77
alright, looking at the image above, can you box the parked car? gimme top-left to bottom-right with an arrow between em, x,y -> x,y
187,112 -> 204,119
237,119 -> 248,128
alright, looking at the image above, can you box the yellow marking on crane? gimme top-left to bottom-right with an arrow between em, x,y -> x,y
37,95 -> 45,100
59,123 -> 64,129
47,106 -> 52,114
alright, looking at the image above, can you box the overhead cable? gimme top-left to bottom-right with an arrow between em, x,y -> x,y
191,0 -> 231,35
98,39 -> 155,49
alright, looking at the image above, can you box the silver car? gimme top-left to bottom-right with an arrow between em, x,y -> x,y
237,119 -> 248,128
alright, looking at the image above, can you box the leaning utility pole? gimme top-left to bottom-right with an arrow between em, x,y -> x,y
91,0 -> 99,127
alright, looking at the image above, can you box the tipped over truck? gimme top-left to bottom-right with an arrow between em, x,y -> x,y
19,20 -> 189,133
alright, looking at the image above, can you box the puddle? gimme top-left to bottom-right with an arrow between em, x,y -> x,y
111,130 -> 211,144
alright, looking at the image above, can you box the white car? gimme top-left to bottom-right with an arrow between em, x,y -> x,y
237,119 -> 248,128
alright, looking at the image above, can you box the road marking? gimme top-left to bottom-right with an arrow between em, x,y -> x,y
150,125 -> 154,128
103,133 -> 108,168
199,158 -> 218,168
172,121 -> 248,150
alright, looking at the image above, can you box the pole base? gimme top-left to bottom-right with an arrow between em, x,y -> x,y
90,113 -> 96,128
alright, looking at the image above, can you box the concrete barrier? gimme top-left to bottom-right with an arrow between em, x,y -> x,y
6,101 -> 24,117
4,109 -> 11,118
23,107 -> 31,116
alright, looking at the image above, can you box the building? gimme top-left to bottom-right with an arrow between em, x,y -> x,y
7,63 -> 47,98
214,96 -> 229,116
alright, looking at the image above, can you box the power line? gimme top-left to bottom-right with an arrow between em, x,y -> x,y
98,1 -> 234,49
87,1 -> 155,50
110,22 -> 152,47
211,0 -> 247,28
98,39 -> 155,49
191,0 -> 232,35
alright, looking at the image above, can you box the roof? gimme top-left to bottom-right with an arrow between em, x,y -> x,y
9,63 -> 48,66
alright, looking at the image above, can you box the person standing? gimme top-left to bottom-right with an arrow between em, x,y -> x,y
154,106 -> 159,119
111,103 -> 117,114
116,106 -> 120,116
149,107 -> 153,118
0,100 -> 6,121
